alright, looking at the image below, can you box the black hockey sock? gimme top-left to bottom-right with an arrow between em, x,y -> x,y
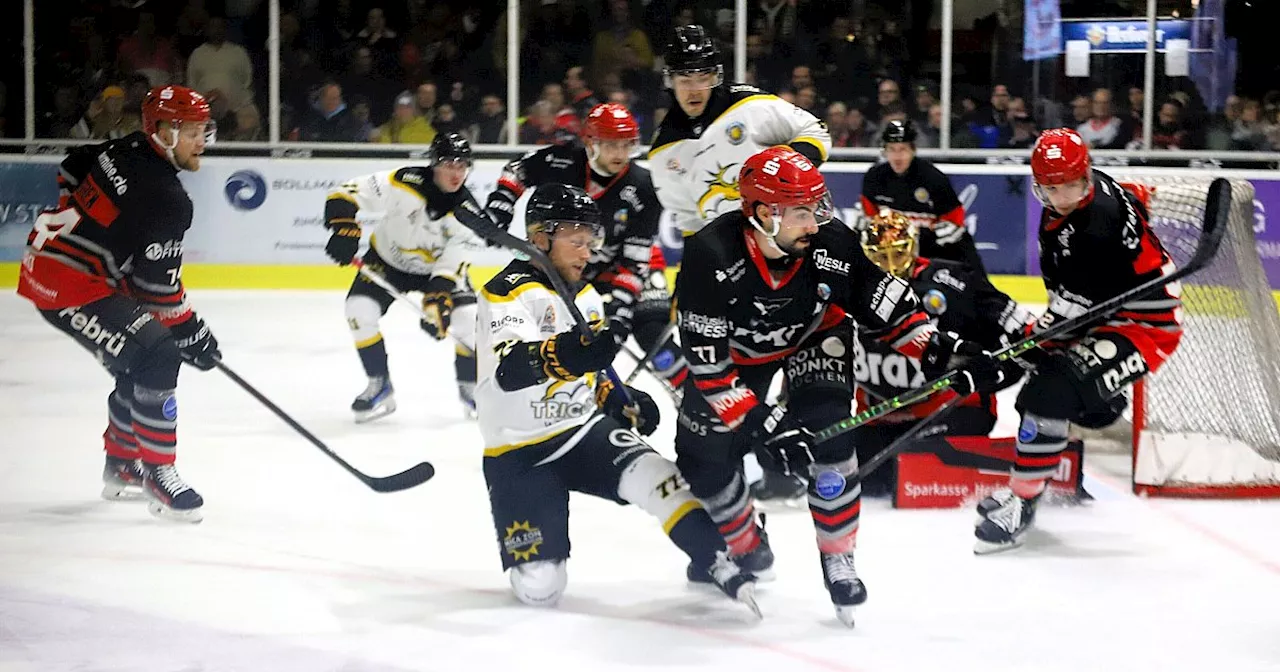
455,347 -> 477,384
667,507 -> 728,567
104,383 -> 138,459
357,339 -> 390,378
1013,413 -> 1070,486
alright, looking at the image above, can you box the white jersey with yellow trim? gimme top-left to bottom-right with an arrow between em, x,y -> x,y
648,84 -> 831,234
476,261 -> 608,455
327,166 -> 485,280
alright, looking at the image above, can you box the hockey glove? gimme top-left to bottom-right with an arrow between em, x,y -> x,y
596,380 -> 660,436
539,324 -> 622,381
171,316 -> 221,371
921,330 -> 1004,397
419,276 -> 455,340
744,403 -> 816,477
324,223 -> 361,266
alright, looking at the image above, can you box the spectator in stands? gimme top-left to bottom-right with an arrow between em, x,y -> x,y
1232,97 -> 1270,151
1151,98 -> 1191,150
917,102 -> 943,148
1069,94 -> 1091,127
751,0 -> 800,59
985,84 -> 1013,142
117,11 -> 179,87
520,100 -> 574,145
875,79 -> 902,120
433,103 -> 466,137
223,102 -> 263,142
187,16 -> 255,114
1006,97 -> 1038,149
747,33 -> 785,93
1205,94 -> 1240,150
416,82 -> 439,124
1125,85 -> 1144,141
176,0 -> 212,56
342,46 -> 399,125
41,85 -> 83,139
789,66 -> 815,97
796,86 -> 820,116
72,85 -> 142,140
469,94 -> 508,144
298,82 -> 365,142
378,91 -> 436,144
356,7 -> 401,80
1078,88 -> 1126,149
564,66 -> 599,121
879,101 -> 908,126
350,95 -> 378,143
913,84 -> 937,128
591,0 -> 654,86
540,82 -> 579,134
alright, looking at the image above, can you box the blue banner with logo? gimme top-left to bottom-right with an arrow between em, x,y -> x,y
0,162 -> 59,262
1023,0 -> 1062,61
1061,19 -> 1191,52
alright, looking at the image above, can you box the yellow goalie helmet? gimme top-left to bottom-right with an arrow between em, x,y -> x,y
861,208 -> 918,278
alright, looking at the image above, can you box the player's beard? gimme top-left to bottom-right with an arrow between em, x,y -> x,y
779,234 -> 813,256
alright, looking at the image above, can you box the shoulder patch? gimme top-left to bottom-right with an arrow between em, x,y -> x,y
391,167 -> 431,201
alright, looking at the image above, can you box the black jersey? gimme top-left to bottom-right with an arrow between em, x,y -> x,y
484,143 -> 662,298
18,132 -> 196,328
860,157 -> 986,273
1036,170 -> 1181,368
675,214 -> 936,428
856,257 -> 1033,421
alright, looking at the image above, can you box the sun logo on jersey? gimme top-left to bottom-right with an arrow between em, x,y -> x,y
697,163 -> 741,219
503,521 -> 544,562
725,122 -> 746,145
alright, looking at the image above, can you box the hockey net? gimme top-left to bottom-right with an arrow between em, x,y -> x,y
1105,176 -> 1280,497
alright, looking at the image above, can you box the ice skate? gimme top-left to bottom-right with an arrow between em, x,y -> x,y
101,455 -> 145,501
352,376 -> 396,423
974,490 -> 1041,554
687,513 -> 775,583
749,470 -> 807,508
143,463 -> 204,523
704,551 -> 762,619
820,550 -> 867,628
974,487 -> 1017,523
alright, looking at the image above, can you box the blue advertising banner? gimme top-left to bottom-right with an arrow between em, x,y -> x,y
1061,19 -> 1190,52
1024,0 -> 1063,61
0,162 -> 59,262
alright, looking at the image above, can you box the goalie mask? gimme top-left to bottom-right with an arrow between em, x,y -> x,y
861,209 -> 918,278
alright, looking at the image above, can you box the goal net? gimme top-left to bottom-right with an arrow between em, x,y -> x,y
1122,177 -> 1280,497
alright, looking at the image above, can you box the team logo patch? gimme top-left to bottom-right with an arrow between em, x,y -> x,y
161,395 -> 178,420
503,521 -> 544,562
614,208 -> 628,225
1092,338 -> 1118,360
1018,416 -> 1038,443
922,289 -> 948,316
821,336 -> 846,358
817,282 -> 831,300
725,121 -> 746,145
913,187 -> 930,203
654,350 -> 676,370
814,470 -> 847,500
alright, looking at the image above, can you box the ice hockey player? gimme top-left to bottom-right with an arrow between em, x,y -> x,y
475,183 -> 759,616
674,146 -> 1004,625
15,85 -> 220,523
484,103 -> 687,391
973,128 -> 1183,553
323,132 -> 487,421
860,119 -> 987,272
649,24 -> 832,235
853,209 -> 1034,496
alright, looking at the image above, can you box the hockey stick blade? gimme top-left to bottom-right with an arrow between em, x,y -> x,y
215,361 -> 435,493
813,177 -> 1232,445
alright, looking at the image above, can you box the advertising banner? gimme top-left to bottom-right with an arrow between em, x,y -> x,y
1060,19 -> 1192,53
1023,0 -> 1063,61
0,161 -> 59,262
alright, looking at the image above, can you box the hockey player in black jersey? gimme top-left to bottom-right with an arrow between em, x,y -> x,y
860,119 -> 987,272
484,103 -> 688,391
324,133 -> 488,421
973,128 -> 1183,553
853,209 -> 1034,496
16,85 -> 220,523
475,184 -> 758,616
674,146 -> 1005,625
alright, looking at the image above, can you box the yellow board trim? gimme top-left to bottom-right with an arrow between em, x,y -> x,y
483,425 -> 575,458
663,499 -> 704,535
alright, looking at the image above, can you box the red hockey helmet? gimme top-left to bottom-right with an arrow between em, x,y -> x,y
1030,128 -> 1093,210
143,85 -> 215,144
583,103 -> 640,142
738,146 -> 833,231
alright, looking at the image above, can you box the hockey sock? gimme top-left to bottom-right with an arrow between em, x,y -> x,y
103,383 -> 139,459
132,384 -> 178,465
666,507 -> 728,566
1012,413 -> 1070,496
455,345 -> 477,384
699,471 -> 762,556
808,457 -> 862,554
356,338 -> 390,378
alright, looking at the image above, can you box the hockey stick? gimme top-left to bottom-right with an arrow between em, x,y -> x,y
808,177 -> 1231,447
617,342 -> 682,401
215,361 -> 435,493
351,257 -> 467,348
623,320 -> 679,386
855,396 -> 962,480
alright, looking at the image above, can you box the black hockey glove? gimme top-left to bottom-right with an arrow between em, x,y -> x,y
596,380 -> 660,436
324,223 -> 361,266
539,323 -> 622,381
603,288 -> 636,343
171,316 -> 221,371
921,330 -> 1004,397
744,403 -> 816,477
419,276 -> 455,341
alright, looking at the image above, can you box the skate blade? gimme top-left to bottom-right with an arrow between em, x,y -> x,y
834,604 -> 856,628
689,567 -> 776,586
101,483 -> 145,501
354,400 -> 397,424
147,501 -> 204,524
735,583 -> 763,620
973,535 -> 1025,555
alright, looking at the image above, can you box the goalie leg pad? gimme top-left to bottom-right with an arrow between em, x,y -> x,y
509,559 -> 568,607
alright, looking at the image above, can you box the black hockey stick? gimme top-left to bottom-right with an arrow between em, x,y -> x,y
808,177 -> 1231,447
623,320 -> 679,386
215,361 -> 435,493
855,396 -> 962,480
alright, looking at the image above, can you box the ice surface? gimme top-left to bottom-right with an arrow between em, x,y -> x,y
2,291 -> 1279,672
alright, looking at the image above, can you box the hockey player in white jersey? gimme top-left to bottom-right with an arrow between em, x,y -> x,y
324,133 -> 487,422
649,24 -> 832,235
475,183 -> 758,615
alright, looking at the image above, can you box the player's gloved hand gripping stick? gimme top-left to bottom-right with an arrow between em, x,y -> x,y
809,177 -> 1231,472
351,256 -> 469,347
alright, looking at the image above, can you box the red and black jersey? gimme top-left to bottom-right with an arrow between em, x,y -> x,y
17,132 -> 197,329
483,142 -> 662,301
860,157 -> 986,273
856,257 -> 1034,423
1036,169 -> 1182,369
675,213 -> 936,429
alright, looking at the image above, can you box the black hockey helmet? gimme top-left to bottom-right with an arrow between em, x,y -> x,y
525,184 -> 605,251
429,132 -> 473,166
664,25 -> 723,88
880,119 -> 918,146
